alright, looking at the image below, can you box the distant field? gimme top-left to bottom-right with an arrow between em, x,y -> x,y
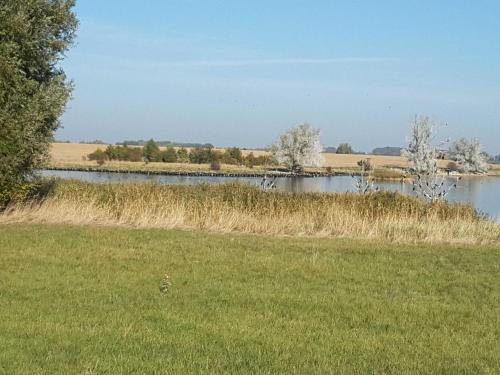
50,143 -> 108,163
50,142 -> 409,169
49,143 -> 496,174
50,143 -> 268,163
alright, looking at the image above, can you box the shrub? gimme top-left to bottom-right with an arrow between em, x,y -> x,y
245,152 -> 256,168
87,149 -> 108,163
177,148 -> 190,163
221,148 -> 243,165
160,147 -> 178,163
105,145 -> 143,162
210,161 -> 221,171
357,159 -> 373,171
189,147 -> 218,164
0,179 -> 56,208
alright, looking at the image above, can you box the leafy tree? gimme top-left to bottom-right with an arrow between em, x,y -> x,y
271,123 -> 323,173
0,0 -> 78,203
336,143 -> 354,154
449,138 -> 489,173
143,139 -> 160,162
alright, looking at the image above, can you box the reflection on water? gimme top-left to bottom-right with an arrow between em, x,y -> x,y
40,170 -> 500,220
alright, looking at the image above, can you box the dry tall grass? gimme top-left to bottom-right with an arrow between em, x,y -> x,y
2,180 -> 498,245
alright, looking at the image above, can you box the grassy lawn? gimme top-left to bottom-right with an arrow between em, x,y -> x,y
1,224 -> 499,373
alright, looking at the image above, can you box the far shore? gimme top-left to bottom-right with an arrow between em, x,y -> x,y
49,142 -> 500,179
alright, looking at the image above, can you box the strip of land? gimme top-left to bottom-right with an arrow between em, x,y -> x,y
50,143 -> 500,177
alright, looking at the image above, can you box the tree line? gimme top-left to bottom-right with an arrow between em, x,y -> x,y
87,140 -> 272,168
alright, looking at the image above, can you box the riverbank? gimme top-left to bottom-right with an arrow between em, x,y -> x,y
3,180 -> 499,244
45,162 -> 355,177
1,223 -> 499,373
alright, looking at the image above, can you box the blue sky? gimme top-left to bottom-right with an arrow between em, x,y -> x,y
58,0 -> 500,153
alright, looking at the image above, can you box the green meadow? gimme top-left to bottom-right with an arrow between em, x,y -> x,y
1,224 -> 499,374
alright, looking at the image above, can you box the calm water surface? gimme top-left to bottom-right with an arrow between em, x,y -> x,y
41,170 -> 500,220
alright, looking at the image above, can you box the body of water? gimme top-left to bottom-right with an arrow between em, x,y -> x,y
41,170 -> 500,220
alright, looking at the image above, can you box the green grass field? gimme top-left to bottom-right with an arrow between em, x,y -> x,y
1,224 -> 499,373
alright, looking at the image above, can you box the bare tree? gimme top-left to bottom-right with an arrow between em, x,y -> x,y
352,162 -> 378,194
260,175 -> 277,191
272,123 -> 323,173
412,173 -> 460,202
449,138 -> 489,174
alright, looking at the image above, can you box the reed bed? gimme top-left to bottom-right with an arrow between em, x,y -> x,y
2,180 -> 499,244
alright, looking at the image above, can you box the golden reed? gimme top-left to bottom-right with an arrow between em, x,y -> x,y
2,180 -> 498,244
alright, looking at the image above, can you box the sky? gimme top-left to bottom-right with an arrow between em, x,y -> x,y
57,0 -> 500,153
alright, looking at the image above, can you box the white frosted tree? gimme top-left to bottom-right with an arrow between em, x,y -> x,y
272,123 -> 323,173
404,116 -> 457,202
403,116 -> 439,174
449,138 -> 489,173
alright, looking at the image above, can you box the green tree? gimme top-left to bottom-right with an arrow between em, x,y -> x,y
143,139 -> 160,162
0,0 -> 78,204
336,143 -> 354,154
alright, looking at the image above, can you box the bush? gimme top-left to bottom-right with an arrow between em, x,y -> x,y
87,149 -> 108,163
177,148 -> 190,163
160,147 -> 178,163
105,145 -> 142,162
357,159 -> 373,171
221,148 -> 243,165
189,147 -> 218,164
0,178 -> 56,208
210,161 -> 221,171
